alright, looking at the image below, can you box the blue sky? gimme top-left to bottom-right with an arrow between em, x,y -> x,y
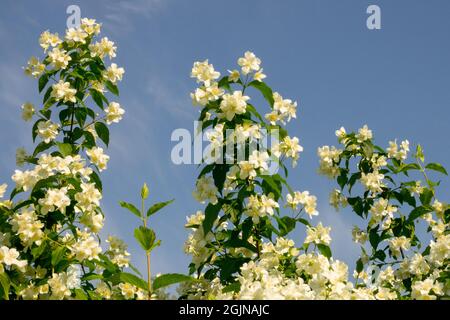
1,0 -> 449,278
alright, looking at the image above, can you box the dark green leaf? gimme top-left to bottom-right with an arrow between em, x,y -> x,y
425,163 -> 448,175
51,246 -> 66,266
248,81 -> 274,107
119,201 -> 141,218
317,244 -> 332,258
105,81 -> 119,96
120,272 -> 148,291
56,142 -> 72,156
95,122 -> 109,146
134,226 -> 156,251
202,202 -> 222,234
38,73 -> 49,93
153,273 -> 194,291
147,199 -> 174,217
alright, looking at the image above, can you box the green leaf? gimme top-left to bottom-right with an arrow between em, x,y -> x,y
147,199 -> 174,217
246,103 -> 265,124
32,119 -> 45,142
152,273 -> 194,291
425,163 -> 448,175
90,89 -> 105,110
74,289 -> 88,300
317,244 -> 332,258
260,175 -> 282,200
408,206 -> 432,221
56,142 -> 72,156
89,171 -> 103,192
119,201 -> 141,218
202,202 -> 222,234
105,81 -> 119,96
212,165 -> 229,193
0,273 -> 10,300
33,141 -> 54,157
419,188 -> 433,206
51,246 -> 66,266
38,73 -> 49,93
134,226 -> 156,251
356,258 -> 363,273
95,122 -> 109,146
369,228 -> 380,249
218,76 -> 232,91
120,272 -> 148,291
277,216 -> 296,237
222,282 -> 241,293
248,81 -> 274,107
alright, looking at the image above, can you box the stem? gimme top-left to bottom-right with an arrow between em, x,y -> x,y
69,103 -> 75,144
142,198 -> 152,299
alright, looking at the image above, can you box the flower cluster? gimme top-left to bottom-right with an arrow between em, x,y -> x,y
317,125 -> 449,299
184,52 -> 325,299
0,18 -> 138,300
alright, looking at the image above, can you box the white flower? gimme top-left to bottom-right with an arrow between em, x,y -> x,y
71,232 -> 102,261
271,92 -> 297,123
65,27 -> 88,44
15,148 -> 27,167
317,146 -> 342,178
39,31 -> 62,52
86,147 -> 109,171
38,187 -> 71,214
387,139 -> 409,161
89,37 -> 116,59
24,57 -> 45,78
81,18 -> 101,35
369,198 -> 397,224
411,278 -> 443,300
356,125 -> 372,143
388,236 -> 411,258
48,48 -> 72,70
36,120 -> 59,143
75,182 -> 102,213
119,283 -> 137,299
193,176 -> 218,204
238,161 -> 257,180
219,91 -> 250,121
244,194 -> 278,223
191,60 -> 220,87
249,150 -> 270,172
360,171 -> 385,194
351,227 -> 367,244
51,80 -> 77,103
103,63 -> 125,84
329,189 -> 347,210
272,136 -> 303,167
254,69 -> 266,82
10,207 -> 44,247
335,127 -> 347,141
105,102 -> 125,124
21,102 -> 35,121
304,223 -> 331,245
0,246 -> 27,270
286,191 -> 319,218
228,69 -> 240,82
237,51 -> 261,75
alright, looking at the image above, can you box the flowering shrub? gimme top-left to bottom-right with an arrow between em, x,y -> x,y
179,53 -> 449,300
0,18 -> 142,300
319,126 -> 449,299
0,17 -> 448,300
